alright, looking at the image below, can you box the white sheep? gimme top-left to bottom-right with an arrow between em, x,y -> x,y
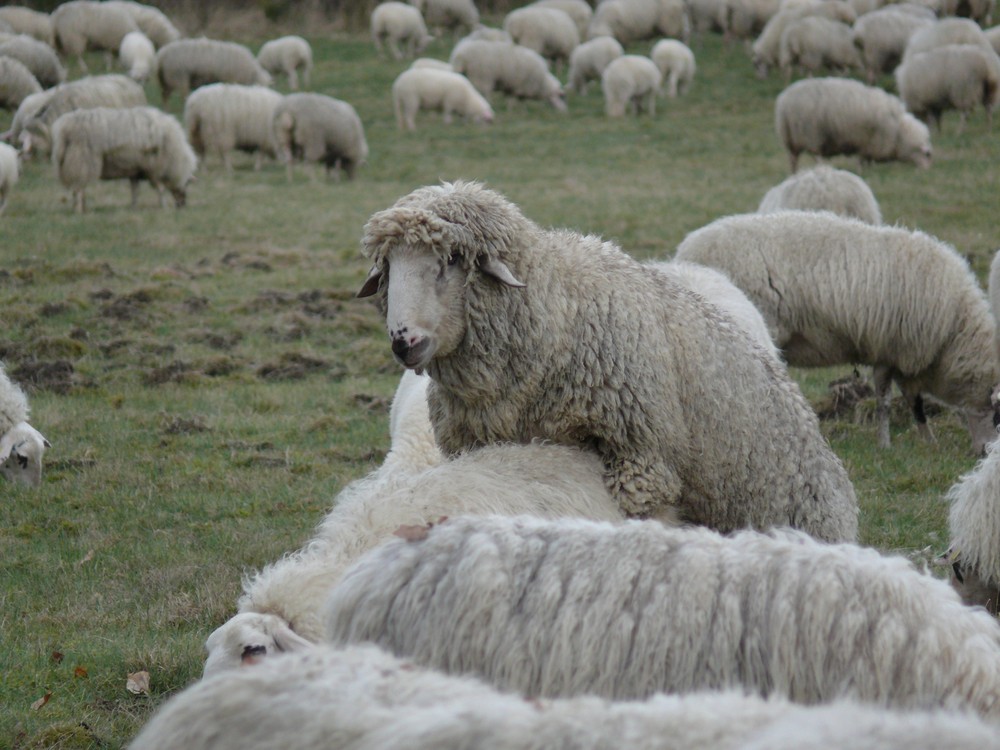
51,0 -> 139,73
939,0 -> 995,26
326,514 -> 1000,716
774,76 -> 932,171
0,361 -> 50,486
449,39 -> 567,111
532,0 -> 593,37
503,5 -> 580,70
0,33 -> 67,88
103,1 -> 181,49
902,17 -> 996,62
0,7 -> 54,47
650,38 -> 695,96
0,87 -> 54,147
272,92 -> 368,182
987,24 -> 1000,55
895,44 -> 1000,131
131,644 -> 1000,750
567,35 -> 624,94
183,83 -> 284,173
758,165 -> 882,223
358,181 -> 859,539
602,53 -> 662,116
674,210 -> 1000,452
688,0 -> 727,33
411,0 -> 480,35
778,16 -> 862,79
257,35 -> 312,90
117,30 -> 155,83
456,24 -> 511,43
371,2 -> 434,60
0,140 -> 18,215
392,67 -> 494,130
0,55 -> 41,111
717,0 -> 781,43
155,38 -> 272,108
589,0 -> 691,44
51,105 -> 197,213
408,56 -> 452,70
851,7 -> 934,83
751,1 -> 857,77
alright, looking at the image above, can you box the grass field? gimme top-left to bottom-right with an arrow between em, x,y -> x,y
2,15 -> 999,748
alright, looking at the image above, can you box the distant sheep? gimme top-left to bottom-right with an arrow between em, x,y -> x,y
775,76 -> 932,171
156,38 -> 272,107
503,5 -> 580,69
751,1 -> 857,78
0,55 -> 41,111
532,0 -> 593,37
409,57 -> 452,70
51,0 -> 139,73
0,361 -> 50,486
939,0 -> 995,26
602,54 -> 662,115
272,93 -> 368,182
902,17 -> 996,62
450,39 -> 567,110
650,38 -> 695,96
257,35 -> 312,90
371,2 -> 434,60
0,140 -> 19,215
358,181 -> 858,539
988,24 -> 1000,55
674,211 -> 1000,452
392,67 -> 494,130
851,7 -> 934,82
51,106 -> 197,212
0,34 -> 67,88
778,16 -> 862,79
568,35 -> 624,93
183,83 -> 284,172
0,7 -> 54,47
589,0 -> 691,44
895,44 -> 1000,131
457,24 -> 511,43
0,87 -> 54,147
411,0 -> 480,35
758,165 -> 882,223
104,1 -> 181,48
118,30 -> 155,82
717,0 -> 781,43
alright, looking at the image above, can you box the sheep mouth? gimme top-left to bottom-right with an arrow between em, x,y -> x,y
391,337 -> 433,370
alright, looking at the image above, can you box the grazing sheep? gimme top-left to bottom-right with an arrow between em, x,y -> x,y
358,181 -> 858,539
0,361 -> 50,486
117,30 -> 155,83
503,6 -> 580,70
257,35 -> 312,90
674,211 -> 1000,452
568,35 -> 624,94
0,34 -> 67,88
602,54 -> 663,115
327,514 -> 1000,716
51,0 -> 139,73
774,76 -> 932,171
851,8 -> 934,83
0,55 -> 41,111
532,0 -> 593,37
778,16 -> 862,79
411,0 -> 480,35
272,92 -> 368,182
103,1 -> 181,48
902,17 -> 996,61
717,0 -> 782,43
589,0 -> 691,44
51,106 -> 197,213
689,0 -> 727,33
751,1 -> 858,77
650,38 -> 695,96
0,87 -> 54,147
457,24 -> 511,43
758,165 -> 882,223
371,2 -> 434,60
155,38 -> 272,107
133,644 -> 1000,750
183,83 -> 284,173
449,39 -> 567,111
392,67 -> 494,130
939,0 -> 995,26
0,7 -> 54,47
895,44 -> 1000,131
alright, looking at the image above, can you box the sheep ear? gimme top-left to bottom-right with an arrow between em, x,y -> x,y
357,265 -> 383,298
480,258 -> 525,288
271,623 -> 313,653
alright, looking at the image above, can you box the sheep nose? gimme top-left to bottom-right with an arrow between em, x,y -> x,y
391,338 -> 411,359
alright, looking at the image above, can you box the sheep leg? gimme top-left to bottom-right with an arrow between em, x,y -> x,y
873,365 -> 893,449
288,67 -> 299,90
285,160 -> 294,183
254,151 -> 263,171
0,187 -> 7,216
130,178 -> 141,208
73,189 -> 85,214
605,452 -> 683,520
76,54 -> 89,74
901,382 -> 935,443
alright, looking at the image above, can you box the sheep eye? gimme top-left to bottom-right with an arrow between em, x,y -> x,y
242,644 -> 267,659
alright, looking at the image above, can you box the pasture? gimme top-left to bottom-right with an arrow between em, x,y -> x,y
2,12 -> 999,748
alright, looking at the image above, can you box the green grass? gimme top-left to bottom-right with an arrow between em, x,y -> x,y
2,21 -> 998,749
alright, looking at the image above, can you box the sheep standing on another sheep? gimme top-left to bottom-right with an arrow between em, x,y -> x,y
272,93 -> 367,182
674,211 -> 1000,452
155,38 -> 272,107
257,35 -> 312,90
0,7 -> 54,47
602,54 -> 662,115
51,106 -> 197,213
411,0 -> 480,35
568,35 -> 624,94
895,44 -> 1000,131
503,6 -> 580,71
650,38 -> 695,96
0,34 -> 68,88
775,76 -> 932,171
358,181 -> 858,539
51,0 -> 139,73
0,56 -> 41,110
184,83 -> 284,173
118,30 -> 155,82
450,39 -> 567,110
758,164 -> 882,223
851,7 -> 934,83
0,361 -> 50,486
392,67 -> 494,130
778,16 -> 862,79
371,2 -> 434,60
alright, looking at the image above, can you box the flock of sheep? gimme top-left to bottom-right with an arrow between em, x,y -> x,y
5,0 -> 1000,747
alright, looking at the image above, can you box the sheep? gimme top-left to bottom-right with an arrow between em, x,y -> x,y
778,16 -> 862,79
457,24 -> 511,43
939,0 -> 996,25
392,67 -> 494,130
51,106 -> 197,213
51,0 -> 139,73
0,7 -> 54,47
650,38 -> 695,96
370,3 -> 433,60
589,0 -> 691,44
988,23 -> 1000,55
0,55 -> 41,111
567,35 -> 624,94
103,1 -> 181,49
902,17 -> 996,62
183,83 -> 284,173
155,38 -> 272,108
503,6 -> 580,70
411,0 -> 480,35
0,140 -> 19,215
131,644 -> 1000,750
327,514 -> 1000,716
117,30 -> 155,83
674,210 -> 1000,452
449,39 -> 567,111
0,361 -> 50,486
532,0 -> 593,38
851,7 -> 935,83
895,44 -> 1000,131
272,92 -> 368,182
409,57 -> 453,70
717,0 -> 782,43
774,76 -> 932,171
257,35 -> 313,90
358,181 -> 859,539
688,0 -> 727,33
757,164 -> 883,223
0,34 -> 67,88
751,1 -> 858,78
601,54 -> 663,115
202,370 -> 623,676
0,87 -> 54,147
19,74 -> 146,158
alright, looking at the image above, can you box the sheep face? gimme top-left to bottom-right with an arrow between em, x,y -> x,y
203,612 -> 313,678
897,115 -> 932,168
944,552 -> 1000,616
0,422 -> 49,487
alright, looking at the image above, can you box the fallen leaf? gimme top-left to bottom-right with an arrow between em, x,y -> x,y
30,692 -> 51,710
74,666 -> 88,679
126,671 -> 150,695
51,651 -> 64,663
75,549 -> 95,568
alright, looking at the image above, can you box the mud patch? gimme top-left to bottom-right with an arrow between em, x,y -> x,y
188,329 -> 244,350
11,359 -> 77,394
143,360 -> 197,385
102,289 -> 153,321
256,352 -> 330,380
161,414 -> 209,435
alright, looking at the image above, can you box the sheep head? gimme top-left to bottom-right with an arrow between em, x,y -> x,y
938,547 -> 1000,616
0,421 -> 50,488
203,612 -> 314,679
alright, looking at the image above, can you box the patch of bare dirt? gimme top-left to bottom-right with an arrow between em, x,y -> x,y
256,352 -> 331,380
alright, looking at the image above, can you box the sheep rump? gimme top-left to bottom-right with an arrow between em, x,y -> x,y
183,83 -> 284,172
271,93 -> 368,181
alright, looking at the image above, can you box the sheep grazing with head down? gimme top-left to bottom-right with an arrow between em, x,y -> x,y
51,0 -> 139,73
358,181 -> 858,540
758,165 -> 882,223
257,35 -> 313,90
0,362 -> 50,487
271,93 -> 368,182
0,34 -> 67,89
0,56 -> 41,111
567,35 -> 624,94
503,5 -> 580,71
155,38 -> 272,107
391,67 -> 494,130
118,30 -> 156,82
184,83 -> 284,173
602,54 -> 663,116
449,39 -> 568,111
370,2 -> 434,60
650,38 -> 695,97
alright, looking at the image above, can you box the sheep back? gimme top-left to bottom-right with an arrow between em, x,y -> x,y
0,34 -> 67,88
0,55 -> 41,110
757,165 -> 882,223
0,7 -> 54,47
156,38 -> 272,105
51,0 -> 139,60
272,93 -> 368,178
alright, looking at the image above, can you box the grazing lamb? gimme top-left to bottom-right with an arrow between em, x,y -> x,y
778,16 -> 862,79
650,38 -> 695,96
0,56 -> 41,111
449,39 -> 567,110
532,0 -> 593,37
567,35 -> 624,94
589,0 -> 691,44
602,54 -> 663,116
757,165 -> 882,223
391,67 -> 494,130
104,1 -> 181,48
370,2 -> 434,60
257,35 -> 312,90
156,38 -> 272,107
0,361 -> 50,486
411,0 -> 480,35
51,106 -> 197,213
118,30 -> 155,82
775,76 -> 932,171
851,7 -> 934,83
51,0 -> 139,73
895,44 -> 1000,131
272,92 -> 368,182
183,83 -> 284,173
902,17 -> 996,62
503,5 -> 580,70
132,644 -> 1000,750
0,7 -> 54,47
751,1 -> 858,78
0,34 -> 67,88
326,514 -> 1000,716
674,211 -> 1000,452
358,181 -> 858,539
